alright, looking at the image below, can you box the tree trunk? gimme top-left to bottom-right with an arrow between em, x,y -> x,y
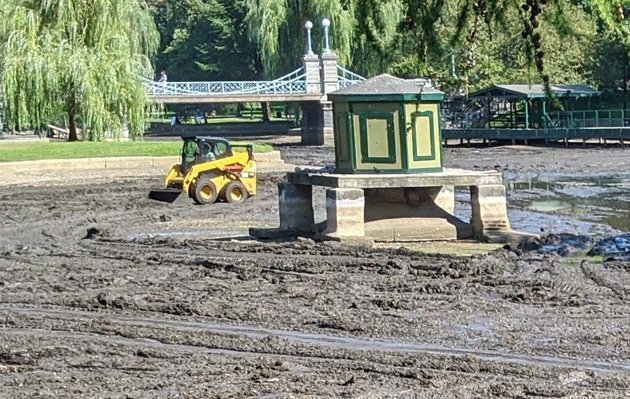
67,92 -> 79,141
261,102 -> 271,122
68,109 -> 78,141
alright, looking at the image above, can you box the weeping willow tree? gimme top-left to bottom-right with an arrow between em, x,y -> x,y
0,0 -> 159,141
246,0 -> 628,92
245,0 -> 363,77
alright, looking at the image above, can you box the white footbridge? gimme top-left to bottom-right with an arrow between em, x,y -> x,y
143,60 -> 365,104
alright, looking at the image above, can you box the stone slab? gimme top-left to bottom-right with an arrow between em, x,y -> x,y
287,168 -> 502,189
484,230 -> 540,244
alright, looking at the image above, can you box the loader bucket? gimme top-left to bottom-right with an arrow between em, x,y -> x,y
148,188 -> 183,203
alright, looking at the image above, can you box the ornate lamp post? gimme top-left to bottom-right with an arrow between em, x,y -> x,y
322,18 -> 331,54
304,20 -> 314,55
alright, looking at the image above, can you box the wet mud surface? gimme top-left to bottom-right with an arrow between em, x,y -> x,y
1,145 -> 629,397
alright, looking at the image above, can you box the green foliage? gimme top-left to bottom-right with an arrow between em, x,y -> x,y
0,0 -> 159,141
245,0 -> 359,76
591,0 -> 630,49
149,0 -> 258,80
0,140 -> 273,162
240,0 -> 615,92
590,33 -> 627,89
376,0 -> 601,92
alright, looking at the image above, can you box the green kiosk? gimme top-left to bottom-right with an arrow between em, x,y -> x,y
252,74 -> 529,243
329,74 -> 444,174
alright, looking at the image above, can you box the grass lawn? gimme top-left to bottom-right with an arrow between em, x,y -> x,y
0,141 -> 273,162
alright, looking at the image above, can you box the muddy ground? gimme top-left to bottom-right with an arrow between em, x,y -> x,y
0,144 -> 629,398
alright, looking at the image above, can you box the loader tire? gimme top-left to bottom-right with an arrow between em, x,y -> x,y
224,181 -> 249,204
192,181 -> 218,205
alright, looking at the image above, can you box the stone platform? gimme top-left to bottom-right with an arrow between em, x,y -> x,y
250,168 -> 534,243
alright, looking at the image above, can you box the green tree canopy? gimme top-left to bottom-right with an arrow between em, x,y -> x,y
243,0 -> 628,92
0,0 -> 159,141
245,0 -> 359,77
149,0 -> 258,81
390,0 -> 598,93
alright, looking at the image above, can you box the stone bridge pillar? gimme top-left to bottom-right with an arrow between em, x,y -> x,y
301,101 -> 326,145
301,53 -> 325,145
303,53 -> 321,95
320,52 -> 338,145
300,52 -> 338,146
321,52 -> 340,95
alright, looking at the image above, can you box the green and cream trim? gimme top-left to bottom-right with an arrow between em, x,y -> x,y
333,101 -> 442,174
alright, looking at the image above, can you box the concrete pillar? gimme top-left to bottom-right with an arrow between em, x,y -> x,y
470,184 -> 511,240
321,100 -> 333,145
302,54 -> 321,95
320,53 -> 339,95
300,101 -> 325,145
324,188 -> 365,238
278,182 -> 314,232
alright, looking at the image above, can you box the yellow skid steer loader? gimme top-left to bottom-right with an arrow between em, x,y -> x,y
149,136 -> 257,205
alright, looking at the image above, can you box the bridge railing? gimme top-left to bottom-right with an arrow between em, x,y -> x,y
143,64 -> 367,98
441,111 -> 487,129
545,109 -> 629,128
144,67 -> 307,96
337,66 -> 366,88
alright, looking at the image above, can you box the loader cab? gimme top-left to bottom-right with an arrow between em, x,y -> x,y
197,137 -> 231,161
181,136 -> 232,173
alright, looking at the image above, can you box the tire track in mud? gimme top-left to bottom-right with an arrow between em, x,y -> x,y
2,305 -> 629,374
77,238 -> 375,268
580,261 -> 629,300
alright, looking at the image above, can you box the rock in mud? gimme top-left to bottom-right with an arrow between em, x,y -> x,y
95,292 -> 135,309
587,234 -> 630,260
519,233 -> 593,256
83,227 -> 109,239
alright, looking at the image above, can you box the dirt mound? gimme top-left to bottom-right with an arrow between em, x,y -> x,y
588,234 -> 630,260
519,233 -> 593,256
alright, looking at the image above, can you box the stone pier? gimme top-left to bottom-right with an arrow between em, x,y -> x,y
278,181 -> 314,233
324,188 -> 365,238
250,168 -> 534,243
471,184 -> 512,241
299,51 -> 337,145
300,101 -> 328,145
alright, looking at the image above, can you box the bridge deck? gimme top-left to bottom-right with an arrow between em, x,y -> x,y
148,93 -> 323,104
443,127 -> 630,142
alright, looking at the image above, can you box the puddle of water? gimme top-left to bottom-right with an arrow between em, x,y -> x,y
504,174 -> 630,237
454,193 -> 613,238
529,199 -> 571,212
